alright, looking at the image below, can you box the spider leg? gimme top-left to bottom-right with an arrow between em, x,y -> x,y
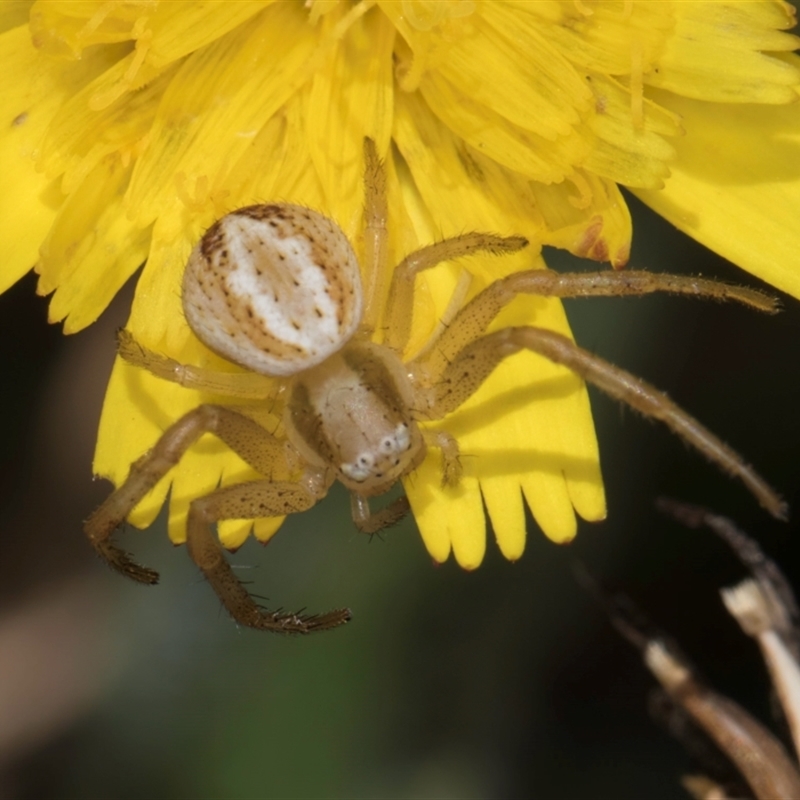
361,138 -> 390,336
359,137 -> 528,350
422,429 -> 462,487
383,232 -> 528,354
413,269 -> 779,379
418,326 -> 787,520
117,329 -> 276,399
188,481 -> 350,633
349,493 -> 411,535
85,404 -> 296,584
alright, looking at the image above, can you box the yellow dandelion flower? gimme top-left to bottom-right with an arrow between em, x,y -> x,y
1,1 -> 798,573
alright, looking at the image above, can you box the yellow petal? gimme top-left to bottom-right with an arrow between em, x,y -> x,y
481,479 -> 525,561
583,72 -> 680,189
307,5 -> 395,236
506,0 -> 673,77
430,473 -> 486,570
396,62 -> 639,267
0,2 -> 32,35
646,0 -> 800,103
393,88 -> 547,245
228,92 -> 327,214
95,360 -> 173,531
125,2 -> 316,228
39,60 -> 173,193
404,453 -> 455,564
0,24 -> 118,292
406,290 -> 607,568
395,94 -> 605,566
125,205 -> 201,353
28,0 -> 270,63
145,1 -> 273,70
95,348 -> 281,547
37,156 -> 151,332
445,3 -> 592,141
531,172 -> 632,267
634,84 -> 800,299
418,68 -> 589,184
439,292 -> 605,557
393,87 -> 543,355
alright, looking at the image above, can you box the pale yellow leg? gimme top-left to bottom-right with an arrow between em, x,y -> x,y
349,492 -> 410,535
118,330 -> 276,399
422,429 -> 462,487
418,326 -> 786,521
188,481 -> 350,633
383,232 -> 528,354
85,404 -> 301,583
361,138 -> 390,337
412,269 -> 779,380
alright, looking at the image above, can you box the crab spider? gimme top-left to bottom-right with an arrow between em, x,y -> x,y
86,139 -> 785,634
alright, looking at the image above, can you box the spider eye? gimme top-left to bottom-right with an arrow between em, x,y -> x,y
395,423 -> 411,451
182,203 -> 363,376
341,452 -> 375,483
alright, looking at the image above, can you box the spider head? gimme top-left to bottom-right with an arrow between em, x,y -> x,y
335,419 -> 425,495
285,343 -> 426,497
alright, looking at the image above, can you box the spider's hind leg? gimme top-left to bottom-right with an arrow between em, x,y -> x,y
85,405 -> 295,585
117,329 -> 275,399
187,480 -> 350,633
419,325 -> 786,520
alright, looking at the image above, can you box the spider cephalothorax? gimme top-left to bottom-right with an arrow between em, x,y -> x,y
86,139 -> 785,634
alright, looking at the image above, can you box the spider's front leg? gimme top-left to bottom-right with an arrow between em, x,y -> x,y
415,326 -> 787,520
383,233 -> 528,353
418,269 -> 779,381
359,138 -> 528,346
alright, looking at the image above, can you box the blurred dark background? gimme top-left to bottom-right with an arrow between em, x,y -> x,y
0,193 -> 798,799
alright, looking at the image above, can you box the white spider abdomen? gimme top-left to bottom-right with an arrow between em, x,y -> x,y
182,204 -> 363,376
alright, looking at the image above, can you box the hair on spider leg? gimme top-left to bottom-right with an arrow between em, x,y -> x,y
367,530 -> 386,545
229,562 -> 260,572
246,593 -> 273,605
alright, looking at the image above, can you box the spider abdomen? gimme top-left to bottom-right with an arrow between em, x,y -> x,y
182,203 -> 363,377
